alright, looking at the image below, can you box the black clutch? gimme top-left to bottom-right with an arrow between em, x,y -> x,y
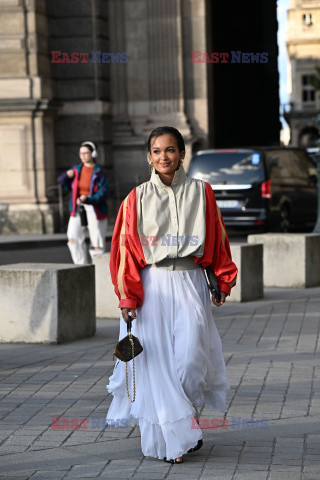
113,317 -> 143,362
113,316 -> 143,403
204,267 -> 222,303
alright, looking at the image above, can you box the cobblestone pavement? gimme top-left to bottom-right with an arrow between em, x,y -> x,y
0,287 -> 319,480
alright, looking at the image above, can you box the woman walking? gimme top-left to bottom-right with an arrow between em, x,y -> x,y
59,141 -> 109,265
106,126 -> 237,463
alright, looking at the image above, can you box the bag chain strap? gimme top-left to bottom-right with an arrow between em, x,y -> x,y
126,332 -> 136,402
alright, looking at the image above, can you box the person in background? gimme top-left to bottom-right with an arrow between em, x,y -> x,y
59,141 -> 110,265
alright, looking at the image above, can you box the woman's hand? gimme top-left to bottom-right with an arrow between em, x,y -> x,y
121,308 -> 137,322
212,292 -> 227,307
76,195 -> 88,205
66,169 -> 75,178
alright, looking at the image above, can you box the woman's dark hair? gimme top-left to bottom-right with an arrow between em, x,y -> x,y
147,126 -> 185,153
81,143 -> 94,153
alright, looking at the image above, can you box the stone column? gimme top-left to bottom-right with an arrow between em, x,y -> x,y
109,0 -> 150,198
0,0 -> 58,234
181,0 -> 210,158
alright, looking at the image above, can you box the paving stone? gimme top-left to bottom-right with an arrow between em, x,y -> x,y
270,464 -> 304,472
199,475 -> 234,480
0,477 -> 31,480
0,445 -> 27,453
136,465 -> 171,473
236,464 -> 269,471
107,460 -> 141,466
131,474 -> 166,479
272,459 -> 303,466
30,471 -> 67,479
234,473 -> 269,480
0,471 -> 36,478
269,473 -> 302,480
64,463 -> 104,478
98,474 -> 135,479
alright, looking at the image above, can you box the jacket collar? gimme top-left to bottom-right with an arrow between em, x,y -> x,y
75,163 -> 101,175
150,165 -> 187,188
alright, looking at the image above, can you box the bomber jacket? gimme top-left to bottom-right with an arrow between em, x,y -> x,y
59,163 -> 110,219
110,165 -> 238,309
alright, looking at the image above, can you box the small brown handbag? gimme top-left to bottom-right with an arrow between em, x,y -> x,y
113,316 -> 143,403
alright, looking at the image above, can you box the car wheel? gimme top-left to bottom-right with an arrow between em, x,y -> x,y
280,206 -> 290,233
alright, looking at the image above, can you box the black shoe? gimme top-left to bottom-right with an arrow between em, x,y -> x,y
163,456 -> 183,464
187,438 -> 203,453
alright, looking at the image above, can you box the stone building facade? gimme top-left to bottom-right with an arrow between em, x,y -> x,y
285,0 -> 320,146
0,0 -> 280,234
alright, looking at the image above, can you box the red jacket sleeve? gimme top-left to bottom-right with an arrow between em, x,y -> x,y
194,182 -> 238,296
109,188 -> 147,309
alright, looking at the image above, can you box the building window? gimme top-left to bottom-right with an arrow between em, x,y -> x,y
302,13 -> 313,26
301,75 -> 316,103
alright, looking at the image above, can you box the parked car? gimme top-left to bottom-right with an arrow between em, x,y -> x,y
188,147 -> 318,232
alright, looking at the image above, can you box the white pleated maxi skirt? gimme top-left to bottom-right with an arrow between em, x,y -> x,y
105,264 -> 230,461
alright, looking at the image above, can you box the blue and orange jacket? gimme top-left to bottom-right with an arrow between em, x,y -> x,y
59,163 -> 110,219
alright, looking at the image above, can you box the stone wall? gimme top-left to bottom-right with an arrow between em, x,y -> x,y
0,0 -> 58,234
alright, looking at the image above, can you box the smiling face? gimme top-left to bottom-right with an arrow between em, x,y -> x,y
148,134 -> 185,179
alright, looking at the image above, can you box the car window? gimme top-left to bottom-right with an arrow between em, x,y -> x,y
290,151 -> 309,182
188,152 -> 265,184
265,151 -> 284,180
265,150 -> 307,183
263,150 -> 293,182
295,150 -> 317,178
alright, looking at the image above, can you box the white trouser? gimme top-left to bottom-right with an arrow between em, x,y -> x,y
67,204 -> 108,265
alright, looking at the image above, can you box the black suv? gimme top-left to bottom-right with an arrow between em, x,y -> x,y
188,147 -> 317,231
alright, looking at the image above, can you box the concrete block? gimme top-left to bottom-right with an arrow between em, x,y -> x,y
229,243 -> 264,302
248,233 -> 320,288
0,263 -> 95,343
92,253 -> 119,318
